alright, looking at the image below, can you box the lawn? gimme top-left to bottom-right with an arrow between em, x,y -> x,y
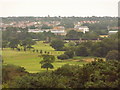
2,41 -> 89,73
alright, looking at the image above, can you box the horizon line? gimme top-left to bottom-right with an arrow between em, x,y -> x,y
1,15 -> 118,18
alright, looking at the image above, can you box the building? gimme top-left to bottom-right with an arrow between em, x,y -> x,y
107,26 -> 120,30
28,29 -> 67,36
74,25 -> 89,33
53,26 -> 65,30
50,29 -> 67,35
78,21 -> 100,24
108,31 -> 118,35
64,38 -> 102,43
99,34 -> 109,38
28,29 -> 43,33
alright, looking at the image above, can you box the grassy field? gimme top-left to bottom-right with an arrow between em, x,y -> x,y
2,41 -> 92,73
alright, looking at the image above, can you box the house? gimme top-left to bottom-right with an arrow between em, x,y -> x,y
28,29 -> 43,33
74,25 -> 89,33
99,34 -> 109,38
109,31 -> 118,35
53,26 -> 65,30
50,29 -> 67,35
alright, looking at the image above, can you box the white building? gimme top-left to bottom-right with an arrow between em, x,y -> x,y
74,25 -> 89,33
28,29 -> 66,35
50,29 -> 67,35
109,31 -> 118,35
28,29 -> 43,33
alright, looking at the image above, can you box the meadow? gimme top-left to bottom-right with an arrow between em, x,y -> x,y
2,41 -> 92,73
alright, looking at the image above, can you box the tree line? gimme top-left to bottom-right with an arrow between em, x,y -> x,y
50,32 -> 120,61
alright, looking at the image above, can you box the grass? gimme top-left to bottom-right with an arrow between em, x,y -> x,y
2,41 -> 90,73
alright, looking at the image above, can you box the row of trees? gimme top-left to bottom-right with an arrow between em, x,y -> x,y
2,38 -> 36,50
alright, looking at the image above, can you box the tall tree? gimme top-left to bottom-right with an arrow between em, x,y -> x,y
50,39 -> 64,51
40,55 -> 55,71
9,39 -> 20,50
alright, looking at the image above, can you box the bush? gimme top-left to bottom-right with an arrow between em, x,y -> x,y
64,50 -> 74,58
11,72 -> 69,88
2,64 -> 28,83
106,50 -> 120,60
75,46 -> 89,56
53,64 -> 80,77
57,54 -> 69,60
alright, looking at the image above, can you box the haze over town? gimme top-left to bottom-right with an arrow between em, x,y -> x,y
0,0 -> 119,17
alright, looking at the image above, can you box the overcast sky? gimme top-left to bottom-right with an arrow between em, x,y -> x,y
0,0 -> 119,17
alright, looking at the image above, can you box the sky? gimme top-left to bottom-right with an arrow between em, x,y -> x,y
0,0 -> 119,17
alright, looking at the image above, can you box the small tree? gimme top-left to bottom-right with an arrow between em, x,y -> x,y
9,39 -> 20,50
2,41 -> 8,50
21,38 -> 35,51
41,63 -> 54,71
40,50 -> 43,54
40,55 -> 55,71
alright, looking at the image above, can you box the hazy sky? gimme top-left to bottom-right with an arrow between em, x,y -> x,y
0,0 -> 119,17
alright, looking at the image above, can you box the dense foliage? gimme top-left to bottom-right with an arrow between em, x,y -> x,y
3,60 -> 120,88
58,32 -> 119,60
50,39 -> 65,51
40,55 -> 55,71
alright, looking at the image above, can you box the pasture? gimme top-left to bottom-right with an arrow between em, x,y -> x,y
2,41 -> 90,73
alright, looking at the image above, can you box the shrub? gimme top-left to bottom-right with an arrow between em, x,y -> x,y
64,50 -> 74,58
57,54 -> 69,60
2,64 -> 28,83
11,72 -> 69,88
75,46 -> 89,56
106,50 -> 120,60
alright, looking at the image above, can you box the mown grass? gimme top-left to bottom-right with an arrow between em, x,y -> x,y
3,41 -> 88,73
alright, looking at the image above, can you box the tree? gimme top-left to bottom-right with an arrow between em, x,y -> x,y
41,63 -> 54,71
66,30 -> 83,39
64,50 -> 74,58
93,47 -> 107,57
9,39 -> 20,50
82,32 -> 99,39
50,39 -> 64,51
40,55 -> 55,71
21,38 -> 35,50
75,46 -> 89,56
106,50 -> 119,60
2,40 -> 8,50
40,50 -> 43,54
41,24 -> 53,29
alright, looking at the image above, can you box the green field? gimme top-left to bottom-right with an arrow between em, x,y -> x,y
2,41 -> 89,73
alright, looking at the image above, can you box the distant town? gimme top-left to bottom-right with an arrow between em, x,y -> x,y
1,16 -> 119,37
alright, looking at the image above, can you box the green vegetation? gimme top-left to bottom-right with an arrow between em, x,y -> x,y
40,55 -> 55,71
2,16 -> 119,88
2,41 -> 87,73
3,59 -> 120,88
50,39 -> 65,51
